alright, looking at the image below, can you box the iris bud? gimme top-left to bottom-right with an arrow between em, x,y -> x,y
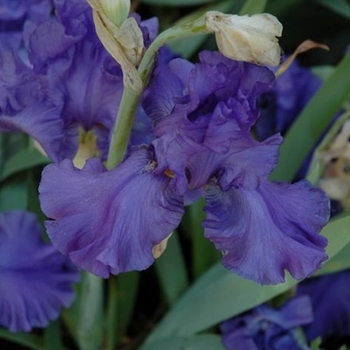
206,11 -> 283,66
100,0 -> 130,27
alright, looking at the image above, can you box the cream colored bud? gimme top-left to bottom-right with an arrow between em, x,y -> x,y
206,11 -> 283,66
100,0 -> 130,27
87,0 -> 144,93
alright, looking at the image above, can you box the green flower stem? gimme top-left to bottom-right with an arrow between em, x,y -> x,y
137,15 -> 208,84
106,15 -> 210,170
106,88 -> 139,170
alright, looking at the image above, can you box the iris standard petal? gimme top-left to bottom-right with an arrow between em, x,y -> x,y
203,180 -> 329,284
39,147 -> 184,277
0,211 -> 79,332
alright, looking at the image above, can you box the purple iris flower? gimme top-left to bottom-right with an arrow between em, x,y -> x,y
143,51 -> 330,284
296,270 -> 350,342
39,50 -> 330,285
255,59 -> 322,141
0,0 -> 155,163
220,296 -> 313,350
0,210 -> 79,332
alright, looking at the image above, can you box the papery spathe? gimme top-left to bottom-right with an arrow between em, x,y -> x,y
87,0 -> 144,93
206,11 -> 283,66
100,0 -> 130,27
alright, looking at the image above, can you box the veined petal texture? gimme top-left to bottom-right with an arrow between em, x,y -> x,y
203,180 -> 329,284
39,147 -> 185,277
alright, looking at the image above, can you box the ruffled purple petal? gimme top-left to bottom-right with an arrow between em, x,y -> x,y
157,98 -> 281,193
144,52 -> 277,196
0,40 -> 69,162
26,20 -> 83,73
0,210 -> 79,332
143,58 -> 192,130
200,98 -> 283,189
203,180 -> 329,284
39,147 -> 185,277
0,50 -> 41,115
53,0 -> 95,39
0,103 -> 65,162
197,51 -> 275,116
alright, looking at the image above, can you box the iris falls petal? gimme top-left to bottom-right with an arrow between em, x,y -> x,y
39,147 -> 185,277
203,180 -> 329,284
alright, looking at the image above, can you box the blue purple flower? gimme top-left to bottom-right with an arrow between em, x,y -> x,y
297,270 -> 350,342
220,296 -> 313,350
0,0 -> 155,163
144,51 -> 330,284
0,210 -> 79,332
39,50 -> 330,285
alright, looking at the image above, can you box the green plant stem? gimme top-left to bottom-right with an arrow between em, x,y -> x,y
106,15 -> 209,170
106,89 -> 140,170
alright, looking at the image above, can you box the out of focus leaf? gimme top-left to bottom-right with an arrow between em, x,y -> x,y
155,233 -> 189,306
142,0 -> 217,6
316,241 -> 350,276
44,321 -> 63,350
311,337 -> 322,350
317,0 -> 350,20
63,272 -> 103,350
182,199 -> 220,279
312,65 -> 335,82
139,334 -> 225,350
0,329 -> 44,350
271,53 -> 350,181
1,147 -> 49,182
0,176 -> 28,211
105,272 -> 140,350
239,0 -> 267,14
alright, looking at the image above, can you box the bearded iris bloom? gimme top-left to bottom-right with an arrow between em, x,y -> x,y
143,51 -> 329,284
39,49 -> 330,285
0,0 -> 155,164
0,210 -> 79,332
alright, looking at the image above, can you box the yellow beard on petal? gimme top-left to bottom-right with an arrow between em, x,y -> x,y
73,129 -> 100,169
